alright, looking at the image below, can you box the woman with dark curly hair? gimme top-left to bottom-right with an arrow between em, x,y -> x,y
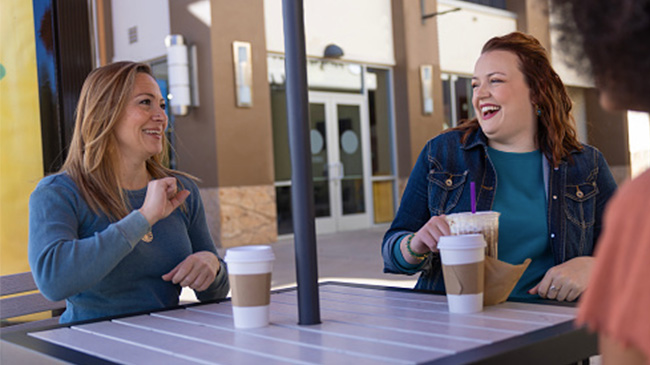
553,0 -> 650,363
382,31 -> 617,302
553,0 -> 650,112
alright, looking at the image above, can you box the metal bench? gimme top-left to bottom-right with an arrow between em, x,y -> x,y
0,272 -> 65,334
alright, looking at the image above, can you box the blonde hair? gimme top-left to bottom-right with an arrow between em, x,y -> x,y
62,61 -> 191,220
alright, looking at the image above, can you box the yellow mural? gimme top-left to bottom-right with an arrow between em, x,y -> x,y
0,2 -> 43,274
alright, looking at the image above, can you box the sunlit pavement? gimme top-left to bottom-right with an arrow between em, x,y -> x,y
268,224 -> 418,290
181,225 -> 417,302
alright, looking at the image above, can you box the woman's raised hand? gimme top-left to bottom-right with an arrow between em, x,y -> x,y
138,177 -> 190,226
414,215 -> 451,253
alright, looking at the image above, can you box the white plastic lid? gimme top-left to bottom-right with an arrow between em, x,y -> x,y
437,234 -> 486,250
224,245 -> 275,262
446,211 -> 500,219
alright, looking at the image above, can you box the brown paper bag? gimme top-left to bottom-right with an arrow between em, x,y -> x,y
483,257 -> 531,306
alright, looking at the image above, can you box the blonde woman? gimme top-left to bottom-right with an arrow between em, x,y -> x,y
28,62 -> 228,323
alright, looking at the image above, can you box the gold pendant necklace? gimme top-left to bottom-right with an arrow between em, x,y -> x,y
142,231 -> 154,243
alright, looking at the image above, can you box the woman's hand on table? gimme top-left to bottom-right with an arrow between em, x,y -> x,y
138,177 -> 190,226
528,256 -> 595,302
162,251 -> 221,291
401,215 -> 450,264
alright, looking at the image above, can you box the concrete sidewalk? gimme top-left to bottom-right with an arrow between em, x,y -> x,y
182,225 -> 417,302
268,224 -> 417,290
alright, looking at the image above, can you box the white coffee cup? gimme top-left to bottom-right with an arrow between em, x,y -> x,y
224,245 -> 275,328
437,234 -> 486,314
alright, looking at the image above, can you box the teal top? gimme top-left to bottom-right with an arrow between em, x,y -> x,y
487,147 -> 553,299
392,147 -> 554,299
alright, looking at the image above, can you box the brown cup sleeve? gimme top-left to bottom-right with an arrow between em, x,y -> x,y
442,261 -> 485,295
229,273 -> 272,307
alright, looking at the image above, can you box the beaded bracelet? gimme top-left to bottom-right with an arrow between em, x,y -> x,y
406,233 -> 429,260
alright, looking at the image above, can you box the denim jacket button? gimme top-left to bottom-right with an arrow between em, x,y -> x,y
445,179 -> 453,187
576,190 -> 584,198
551,233 -> 556,238
553,195 -> 557,200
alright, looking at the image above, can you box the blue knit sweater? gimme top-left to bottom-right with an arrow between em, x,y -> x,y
28,173 -> 229,323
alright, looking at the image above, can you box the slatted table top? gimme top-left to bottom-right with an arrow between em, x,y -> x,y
1,282 -> 597,364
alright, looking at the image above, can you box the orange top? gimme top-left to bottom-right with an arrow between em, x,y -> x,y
577,169 -> 650,361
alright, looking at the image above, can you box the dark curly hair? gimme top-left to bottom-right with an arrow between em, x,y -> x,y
552,0 -> 650,111
454,32 -> 582,168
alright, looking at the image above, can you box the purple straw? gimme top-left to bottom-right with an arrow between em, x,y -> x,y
470,181 -> 476,214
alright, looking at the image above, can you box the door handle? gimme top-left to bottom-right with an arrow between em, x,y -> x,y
327,162 -> 344,180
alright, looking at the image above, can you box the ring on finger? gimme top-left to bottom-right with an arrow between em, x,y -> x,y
549,285 -> 558,292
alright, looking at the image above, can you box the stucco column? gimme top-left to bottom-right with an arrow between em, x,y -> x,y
391,0 -> 445,195
507,0 -> 551,51
585,89 -> 631,184
170,0 -> 277,248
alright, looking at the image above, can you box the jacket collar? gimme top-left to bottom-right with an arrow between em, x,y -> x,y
460,127 -> 489,151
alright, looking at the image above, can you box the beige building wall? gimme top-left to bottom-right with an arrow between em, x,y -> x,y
264,0 -> 395,65
437,1 -> 517,75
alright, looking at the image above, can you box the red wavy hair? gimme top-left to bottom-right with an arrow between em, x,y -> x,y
454,32 -> 582,167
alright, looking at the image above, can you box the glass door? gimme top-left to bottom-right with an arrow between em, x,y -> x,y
309,92 -> 371,233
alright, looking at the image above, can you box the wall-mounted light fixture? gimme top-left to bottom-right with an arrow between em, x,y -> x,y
165,35 -> 193,116
233,41 -> 253,108
420,0 -> 461,24
323,44 -> 344,59
420,65 -> 434,115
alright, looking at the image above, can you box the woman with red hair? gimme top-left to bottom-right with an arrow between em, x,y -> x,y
382,32 -> 617,302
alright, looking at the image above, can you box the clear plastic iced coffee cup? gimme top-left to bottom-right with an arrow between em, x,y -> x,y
445,211 -> 500,258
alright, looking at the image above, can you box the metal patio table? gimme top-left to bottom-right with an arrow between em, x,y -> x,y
1,282 -> 596,364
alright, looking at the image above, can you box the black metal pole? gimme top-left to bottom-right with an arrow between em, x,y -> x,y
281,0 -> 321,325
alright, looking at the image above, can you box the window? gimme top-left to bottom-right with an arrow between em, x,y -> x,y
368,67 -> 396,223
459,0 -> 506,10
150,59 -> 177,169
441,73 -> 475,129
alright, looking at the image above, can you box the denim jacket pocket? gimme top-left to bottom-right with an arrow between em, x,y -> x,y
428,169 -> 468,216
564,181 -> 598,228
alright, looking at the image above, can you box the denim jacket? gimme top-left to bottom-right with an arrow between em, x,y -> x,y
382,128 -> 618,291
